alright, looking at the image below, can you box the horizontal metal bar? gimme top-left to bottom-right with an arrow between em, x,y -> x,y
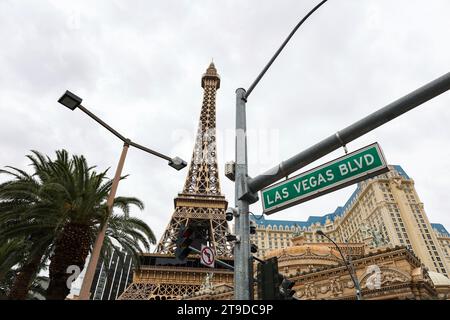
189,246 -> 235,271
248,72 -> 450,193
252,255 -> 266,264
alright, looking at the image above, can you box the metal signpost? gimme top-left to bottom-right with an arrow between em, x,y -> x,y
261,143 -> 388,215
233,72 -> 450,300
187,246 -> 234,271
230,0 -> 450,300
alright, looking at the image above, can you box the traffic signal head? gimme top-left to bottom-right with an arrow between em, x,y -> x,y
280,277 -> 296,300
250,221 -> 256,234
175,225 -> 194,261
257,257 -> 283,300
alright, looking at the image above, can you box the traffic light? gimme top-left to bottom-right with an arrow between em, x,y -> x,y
175,225 -> 194,261
250,221 -> 256,234
280,277 -> 295,300
257,257 -> 296,300
257,257 -> 283,300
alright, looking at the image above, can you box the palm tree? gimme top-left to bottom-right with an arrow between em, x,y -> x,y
0,153 -> 57,300
0,239 -> 26,299
0,150 -> 156,300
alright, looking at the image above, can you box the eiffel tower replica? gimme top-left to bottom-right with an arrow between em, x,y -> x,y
119,62 -> 233,300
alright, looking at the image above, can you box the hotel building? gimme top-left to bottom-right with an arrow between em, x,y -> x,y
251,165 -> 450,277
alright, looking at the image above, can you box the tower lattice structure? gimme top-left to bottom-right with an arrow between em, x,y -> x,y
118,63 -> 233,300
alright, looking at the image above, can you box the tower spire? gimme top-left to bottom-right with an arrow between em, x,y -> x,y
183,63 -> 221,194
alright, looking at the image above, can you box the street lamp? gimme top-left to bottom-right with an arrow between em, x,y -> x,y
316,230 -> 362,300
58,90 -> 187,300
58,90 -> 82,110
232,0 -> 330,300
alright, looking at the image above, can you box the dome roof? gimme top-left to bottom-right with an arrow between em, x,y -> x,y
428,272 -> 450,287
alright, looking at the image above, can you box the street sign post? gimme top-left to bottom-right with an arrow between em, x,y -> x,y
261,142 -> 388,215
200,244 -> 215,268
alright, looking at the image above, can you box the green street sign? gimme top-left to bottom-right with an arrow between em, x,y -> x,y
261,143 -> 388,215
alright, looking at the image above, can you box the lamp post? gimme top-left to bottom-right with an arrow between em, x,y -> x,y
232,0 -> 330,299
316,230 -> 362,300
57,90 -> 187,300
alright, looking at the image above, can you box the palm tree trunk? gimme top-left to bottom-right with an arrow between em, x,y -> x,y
8,254 -> 42,300
46,223 -> 91,300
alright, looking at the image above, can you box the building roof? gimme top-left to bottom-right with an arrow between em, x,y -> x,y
432,223 -> 450,237
428,271 -> 450,287
252,165 -> 447,234
392,165 -> 410,179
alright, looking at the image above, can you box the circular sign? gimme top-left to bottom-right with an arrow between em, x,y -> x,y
200,245 -> 215,268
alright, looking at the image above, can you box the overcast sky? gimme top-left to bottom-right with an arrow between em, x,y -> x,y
1,0 -> 449,250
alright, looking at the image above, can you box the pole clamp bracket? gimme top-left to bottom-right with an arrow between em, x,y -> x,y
335,131 -> 348,154
237,175 -> 259,204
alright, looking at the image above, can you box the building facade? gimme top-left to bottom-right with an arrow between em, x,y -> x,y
432,223 -> 450,268
269,237 -> 446,300
90,249 -> 134,300
251,165 -> 450,277
186,237 -> 450,300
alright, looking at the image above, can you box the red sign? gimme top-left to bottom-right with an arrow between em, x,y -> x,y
200,245 -> 215,268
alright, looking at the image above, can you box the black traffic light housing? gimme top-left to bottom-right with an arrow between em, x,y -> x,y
250,221 -> 256,234
257,257 -> 283,300
175,225 -> 195,261
257,257 -> 296,300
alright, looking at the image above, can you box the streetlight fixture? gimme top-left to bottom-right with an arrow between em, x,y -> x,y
316,230 -> 363,300
58,90 -> 187,300
58,90 -> 82,110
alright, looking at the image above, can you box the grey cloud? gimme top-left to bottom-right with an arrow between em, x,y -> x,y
1,0 -> 450,245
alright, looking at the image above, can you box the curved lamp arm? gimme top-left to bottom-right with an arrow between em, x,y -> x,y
316,230 -> 362,300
